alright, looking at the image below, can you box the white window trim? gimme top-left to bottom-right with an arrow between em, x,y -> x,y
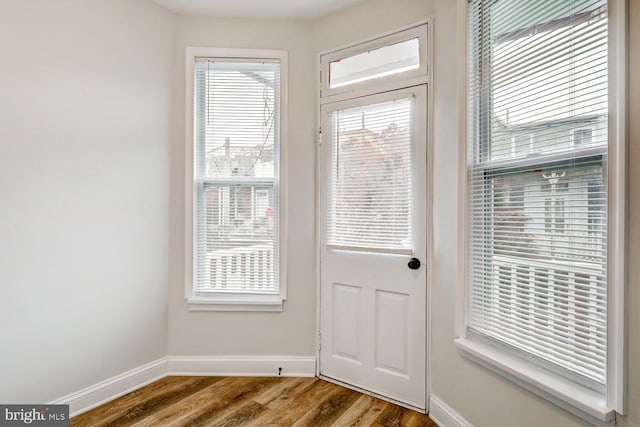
455,0 -> 627,424
454,338 -> 614,426
184,47 -> 288,312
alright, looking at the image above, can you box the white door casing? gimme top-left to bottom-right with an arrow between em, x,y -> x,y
319,85 -> 427,410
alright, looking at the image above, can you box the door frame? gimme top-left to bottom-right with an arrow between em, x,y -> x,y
314,18 -> 434,413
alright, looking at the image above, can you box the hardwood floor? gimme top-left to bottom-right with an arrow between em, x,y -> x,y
70,376 -> 437,427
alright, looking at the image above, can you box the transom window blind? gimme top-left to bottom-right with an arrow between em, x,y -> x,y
193,58 -> 280,294
467,0 -> 608,386
327,98 -> 414,253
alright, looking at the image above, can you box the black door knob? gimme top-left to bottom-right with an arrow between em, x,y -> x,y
408,258 -> 421,270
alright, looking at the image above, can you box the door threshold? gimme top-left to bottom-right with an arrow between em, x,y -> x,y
318,374 -> 427,414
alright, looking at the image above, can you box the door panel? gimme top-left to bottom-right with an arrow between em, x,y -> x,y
332,283 -> 362,362
320,85 -> 427,410
375,290 -> 409,376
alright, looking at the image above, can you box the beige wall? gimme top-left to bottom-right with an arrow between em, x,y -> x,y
0,0 -> 174,403
312,0 -> 432,51
167,15 -> 317,356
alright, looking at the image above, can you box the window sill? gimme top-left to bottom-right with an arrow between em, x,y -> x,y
455,337 -> 615,426
187,294 -> 284,312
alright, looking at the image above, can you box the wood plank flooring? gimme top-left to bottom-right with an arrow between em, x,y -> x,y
70,376 -> 438,427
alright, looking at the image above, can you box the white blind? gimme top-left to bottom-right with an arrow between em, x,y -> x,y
467,0 -> 608,386
193,59 -> 280,294
327,98 -> 414,253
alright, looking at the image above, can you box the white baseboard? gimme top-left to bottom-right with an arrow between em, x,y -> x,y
429,395 -> 474,427
49,355 -> 316,417
50,358 -> 168,417
167,356 -> 317,377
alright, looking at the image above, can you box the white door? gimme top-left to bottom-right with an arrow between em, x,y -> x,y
319,85 -> 427,410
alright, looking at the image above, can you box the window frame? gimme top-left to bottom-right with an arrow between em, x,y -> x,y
573,128 -> 595,147
184,47 -> 288,312
455,0 -> 627,423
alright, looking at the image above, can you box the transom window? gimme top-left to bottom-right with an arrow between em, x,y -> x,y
329,38 -> 420,89
320,23 -> 428,97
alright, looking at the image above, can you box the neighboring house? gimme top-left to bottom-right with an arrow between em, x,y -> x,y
490,113 -> 607,263
204,139 -> 274,244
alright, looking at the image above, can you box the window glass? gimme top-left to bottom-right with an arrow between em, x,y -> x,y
327,98 -> 414,252
193,59 -> 280,295
329,38 -> 420,89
